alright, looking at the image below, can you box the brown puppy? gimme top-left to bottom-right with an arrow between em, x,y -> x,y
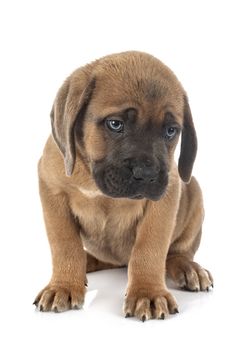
34,51 -> 213,321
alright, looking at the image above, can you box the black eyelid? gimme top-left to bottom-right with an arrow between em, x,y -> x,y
164,123 -> 181,132
105,116 -> 123,122
168,124 -> 181,131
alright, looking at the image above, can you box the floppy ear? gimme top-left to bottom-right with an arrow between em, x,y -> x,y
50,73 -> 96,176
178,95 -> 197,183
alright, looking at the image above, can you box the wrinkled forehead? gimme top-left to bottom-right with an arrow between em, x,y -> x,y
89,63 -> 185,123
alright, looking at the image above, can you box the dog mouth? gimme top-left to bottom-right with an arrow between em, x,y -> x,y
93,164 -> 168,201
132,194 -> 144,200
130,193 -> 164,201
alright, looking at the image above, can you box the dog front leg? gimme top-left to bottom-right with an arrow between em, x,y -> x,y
124,199 -> 179,321
34,178 -> 86,312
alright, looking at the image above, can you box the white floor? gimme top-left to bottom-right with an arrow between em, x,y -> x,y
1,245 -> 246,349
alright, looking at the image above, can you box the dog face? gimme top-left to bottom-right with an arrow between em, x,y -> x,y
89,108 -> 170,201
51,52 -> 197,200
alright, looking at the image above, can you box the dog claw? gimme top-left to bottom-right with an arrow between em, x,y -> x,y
160,313 -> 165,320
125,312 -> 131,318
141,315 -> 146,322
174,308 -> 179,314
39,305 -> 44,312
72,305 -> 81,310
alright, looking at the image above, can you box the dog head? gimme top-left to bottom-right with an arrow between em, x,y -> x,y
51,52 -> 197,200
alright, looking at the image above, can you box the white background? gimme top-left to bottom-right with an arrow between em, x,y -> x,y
0,0 -> 246,349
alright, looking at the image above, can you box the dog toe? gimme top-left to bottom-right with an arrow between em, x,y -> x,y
34,284 -> 85,312
167,256 -> 213,292
124,289 -> 178,321
197,268 -> 213,291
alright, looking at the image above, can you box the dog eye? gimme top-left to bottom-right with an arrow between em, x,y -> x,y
106,120 -> 124,133
165,126 -> 177,140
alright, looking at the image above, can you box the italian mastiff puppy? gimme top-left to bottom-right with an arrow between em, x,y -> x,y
34,51 -> 213,321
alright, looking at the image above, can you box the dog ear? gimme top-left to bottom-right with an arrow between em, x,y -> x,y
50,73 -> 96,176
178,95 -> 197,183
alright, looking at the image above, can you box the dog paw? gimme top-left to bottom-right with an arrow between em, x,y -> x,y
124,288 -> 178,321
33,283 -> 85,312
166,256 -> 214,292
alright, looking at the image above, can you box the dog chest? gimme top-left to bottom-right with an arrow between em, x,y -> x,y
69,191 -> 145,264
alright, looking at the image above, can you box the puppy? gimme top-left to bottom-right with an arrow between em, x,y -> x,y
34,51 -> 213,321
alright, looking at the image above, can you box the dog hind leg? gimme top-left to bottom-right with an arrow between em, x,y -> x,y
166,178 -> 213,291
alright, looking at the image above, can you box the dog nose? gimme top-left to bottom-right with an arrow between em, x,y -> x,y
132,165 -> 158,182
125,157 -> 159,183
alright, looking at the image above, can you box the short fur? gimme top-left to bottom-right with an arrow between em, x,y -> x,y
34,52 -> 213,320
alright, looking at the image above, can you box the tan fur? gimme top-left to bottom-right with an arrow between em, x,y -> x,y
34,51 -> 213,320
